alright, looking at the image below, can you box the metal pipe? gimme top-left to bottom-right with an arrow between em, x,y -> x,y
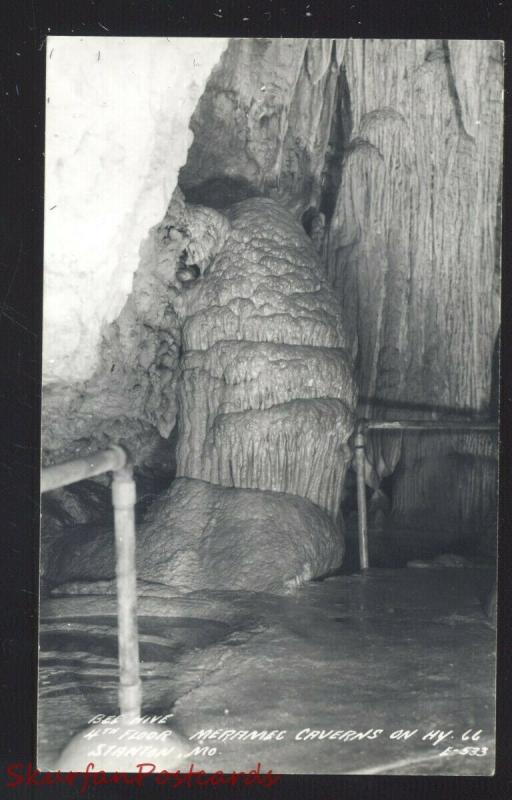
354,421 -> 369,571
41,445 -> 141,719
111,463 -> 141,721
41,445 -> 127,493
352,417 -> 497,572
364,420 -> 498,432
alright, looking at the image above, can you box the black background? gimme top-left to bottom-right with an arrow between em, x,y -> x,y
1,1 -> 511,798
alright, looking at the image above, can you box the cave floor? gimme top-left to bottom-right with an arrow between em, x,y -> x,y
38,567 -> 496,776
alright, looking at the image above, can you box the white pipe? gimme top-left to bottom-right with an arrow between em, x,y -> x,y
41,445 -> 127,493
111,464 -> 141,721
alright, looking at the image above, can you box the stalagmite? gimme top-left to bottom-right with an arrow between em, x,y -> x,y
173,196 -> 356,525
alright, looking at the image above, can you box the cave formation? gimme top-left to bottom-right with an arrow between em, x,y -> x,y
38,36 -> 502,776
45,193 -> 356,594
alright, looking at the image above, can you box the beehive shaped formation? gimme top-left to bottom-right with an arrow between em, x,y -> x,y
115,194 -> 359,593
175,197 -> 357,525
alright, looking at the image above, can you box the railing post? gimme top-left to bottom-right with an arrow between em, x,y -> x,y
355,420 -> 369,571
111,461 -> 141,721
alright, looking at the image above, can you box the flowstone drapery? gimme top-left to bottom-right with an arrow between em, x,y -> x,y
174,197 -> 356,523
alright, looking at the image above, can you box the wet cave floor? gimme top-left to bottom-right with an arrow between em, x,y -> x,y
38,567 -> 496,776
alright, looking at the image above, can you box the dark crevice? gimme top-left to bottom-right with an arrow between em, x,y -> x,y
318,64 -> 352,225
180,176 -> 261,210
442,40 -> 476,144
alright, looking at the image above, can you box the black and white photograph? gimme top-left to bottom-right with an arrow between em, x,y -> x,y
37,36 -> 502,777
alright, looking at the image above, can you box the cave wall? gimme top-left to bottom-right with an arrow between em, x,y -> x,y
43,37 -> 228,387
180,38 -> 346,216
326,39 -> 502,539
42,37 -> 227,467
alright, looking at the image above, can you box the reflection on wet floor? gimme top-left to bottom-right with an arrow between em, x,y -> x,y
42,616 -> 232,662
38,567 -> 496,775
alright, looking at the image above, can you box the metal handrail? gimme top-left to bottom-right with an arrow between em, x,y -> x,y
41,445 -> 128,492
41,445 -> 142,720
354,418 -> 499,570
41,421 -> 499,601
358,419 -> 498,433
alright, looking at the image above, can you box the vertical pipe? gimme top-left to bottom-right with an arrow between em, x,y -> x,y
111,463 -> 141,721
355,422 -> 369,570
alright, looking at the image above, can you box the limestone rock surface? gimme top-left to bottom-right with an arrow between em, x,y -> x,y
43,37 -> 228,386
46,478 -> 345,595
180,39 -> 347,219
42,219 -> 182,467
325,40 -> 502,535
